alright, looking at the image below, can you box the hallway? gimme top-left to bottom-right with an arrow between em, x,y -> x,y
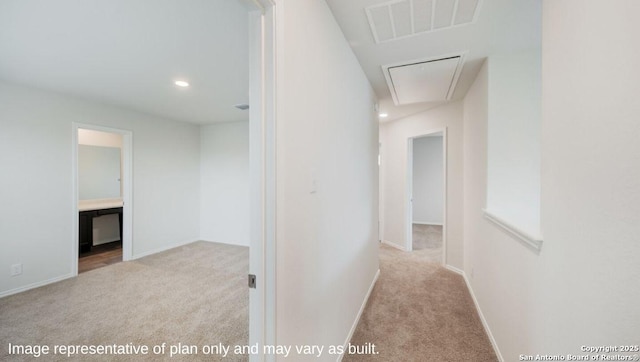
346,244 -> 496,361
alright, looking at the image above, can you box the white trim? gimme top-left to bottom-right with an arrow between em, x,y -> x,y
482,209 -> 543,253
445,53 -> 466,100
412,221 -> 444,226
445,264 -> 463,275
249,1 -> 277,361
441,266 -> 504,360
131,238 -> 199,260
441,129 -> 448,266
71,127 -> 79,276
471,0 -> 484,23
337,269 -> 380,362
382,240 -> 407,251
461,272 -> 504,362
382,52 -> 467,106
121,132 -> 133,261
0,273 -> 73,299
248,10 -> 265,357
199,240 -> 249,248
405,138 -> 414,251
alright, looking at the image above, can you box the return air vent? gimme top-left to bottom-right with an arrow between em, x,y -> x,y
366,0 -> 482,43
383,53 -> 465,105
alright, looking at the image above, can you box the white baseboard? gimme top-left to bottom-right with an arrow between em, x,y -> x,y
0,273 -> 74,299
1,238 -> 201,299
381,240 -> 406,251
445,264 -> 464,275
461,272 -> 504,362
201,239 -> 250,248
337,269 -> 380,362
413,221 -> 444,226
132,238 -> 200,259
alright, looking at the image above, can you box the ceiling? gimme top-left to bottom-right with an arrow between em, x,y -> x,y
0,0 -> 540,125
325,0 -> 541,122
0,0 -> 253,125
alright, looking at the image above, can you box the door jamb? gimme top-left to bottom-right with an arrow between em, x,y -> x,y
249,1 -> 277,361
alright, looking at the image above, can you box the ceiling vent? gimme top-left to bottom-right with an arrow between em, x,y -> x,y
382,53 -> 465,105
366,0 -> 481,43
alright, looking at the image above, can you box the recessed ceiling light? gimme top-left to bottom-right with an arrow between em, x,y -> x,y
379,113 -> 388,118
174,80 -> 190,87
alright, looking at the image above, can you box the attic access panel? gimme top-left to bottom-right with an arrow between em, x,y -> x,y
383,55 -> 465,105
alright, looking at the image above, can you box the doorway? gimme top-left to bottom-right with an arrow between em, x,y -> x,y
63,1 -> 277,357
72,125 -> 133,276
406,129 -> 447,264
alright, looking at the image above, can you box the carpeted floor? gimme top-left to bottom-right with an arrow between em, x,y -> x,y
2,240 -> 496,361
412,224 -> 443,263
0,241 -> 248,361
345,244 -> 498,361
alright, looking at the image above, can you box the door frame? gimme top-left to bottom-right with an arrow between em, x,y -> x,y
249,1 -> 277,360
405,127 -> 447,266
71,123 -> 133,276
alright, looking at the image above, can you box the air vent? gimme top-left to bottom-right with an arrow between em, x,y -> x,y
366,0 -> 482,43
382,53 -> 465,105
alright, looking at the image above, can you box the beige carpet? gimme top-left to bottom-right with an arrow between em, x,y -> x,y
0,241 -> 248,361
412,224 -> 443,263
345,244 -> 497,361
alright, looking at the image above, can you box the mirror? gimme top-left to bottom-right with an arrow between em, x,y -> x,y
78,145 -> 121,200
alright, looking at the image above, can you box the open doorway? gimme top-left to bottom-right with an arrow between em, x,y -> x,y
55,0 -> 277,356
406,130 -> 446,264
73,125 -> 133,275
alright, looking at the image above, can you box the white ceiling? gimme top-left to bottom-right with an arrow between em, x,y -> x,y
325,0 -> 541,122
0,1 -> 540,125
0,0 -> 253,125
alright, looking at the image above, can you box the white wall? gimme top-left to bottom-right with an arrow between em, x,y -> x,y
200,121 -> 250,246
537,0 -> 640,352
487,50 -> 541,236
275,0 -> 379,359
412,135 -> 443,225
380,102 -> 464,268
0,80 -> 200,296
462,1 -> 640,359
464,60 -> 538,360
